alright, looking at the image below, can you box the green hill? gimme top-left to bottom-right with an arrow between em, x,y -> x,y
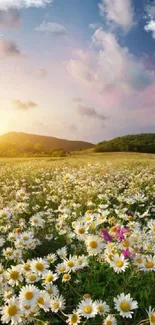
0,132 -> 93,156
95,133 -> 155,153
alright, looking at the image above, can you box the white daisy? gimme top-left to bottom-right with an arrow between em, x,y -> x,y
42,271 -> 58,285
19,284 -> 39,307
37,290 -> 51,311
109,254 -> 129,273
45,284 -> 59,297
67,311 -> 81,325
96,300 -> 110,315
31,258 -> 49,275
103,314 -> 117,325
114,293 -> 138,318
65,256 -> 78,272
78,298 -> 98,318
30,215 -> 45,227
1,297 -> 22,325
57,246 -> 67,259
50,295 -> 66,312
85,235 -> 104,255
6,266 -> 23,286
147,306 -> 155,325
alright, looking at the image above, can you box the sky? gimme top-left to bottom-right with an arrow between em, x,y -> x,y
0,0 -> 155,143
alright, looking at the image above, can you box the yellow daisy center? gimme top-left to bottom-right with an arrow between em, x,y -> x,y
23,236 -> 29,241
8,305 -> 18,317
83,294 -> 91,299
106,321 -> 112,325
70,314 -> 78,324
46,275 -> 53,282
25,291 -> 34,300
35,263 -> 44,272
116,260 -> 124,267
98,305 -> 104,312
78,228 -> 85,234
146,262 -> 154,268
120,302 -> 130,312
24,264 -> 31,272
151,314 -> 155,323
89,241 -> 98,249
122,241 -> 129,248
33,219 -> 38,223
136,258 -> 142,264
53,302 -> 60,310
37,297 -> 44,305
84,306 -> 92,314
63,274 -> 70,281
67,261 -> 74,268
59,267 -> 66,272
24,305 -> 31,310
48,288 -> 53,294
28,275 -> 36,281
10,271 -> 19,281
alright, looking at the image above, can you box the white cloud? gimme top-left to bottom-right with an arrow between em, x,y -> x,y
0,0 -> 51,10
98,0 -> 134,31
144,19 -> 155,39
67,28 -> 153,92
35,21 -> 67,35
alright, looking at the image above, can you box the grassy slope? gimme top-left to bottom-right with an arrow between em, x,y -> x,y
0,132 -> 94,151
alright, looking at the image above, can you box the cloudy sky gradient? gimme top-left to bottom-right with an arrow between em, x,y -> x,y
0,0 -> 155,142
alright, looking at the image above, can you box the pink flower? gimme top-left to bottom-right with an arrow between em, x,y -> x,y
123,248 -> 136,259
100,229 -> 112,242
116,226 -> 128,242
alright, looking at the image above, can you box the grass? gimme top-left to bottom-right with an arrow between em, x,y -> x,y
0,151 -> 155,166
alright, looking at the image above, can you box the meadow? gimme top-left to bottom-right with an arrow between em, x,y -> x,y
0,152 -> 155,325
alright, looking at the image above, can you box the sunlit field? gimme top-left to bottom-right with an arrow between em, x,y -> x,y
0,153 -> 155,325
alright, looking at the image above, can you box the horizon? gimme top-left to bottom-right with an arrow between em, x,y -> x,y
1,130 -> 155,146
0,0 -> 155,142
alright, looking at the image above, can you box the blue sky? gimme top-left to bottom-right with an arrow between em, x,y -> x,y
0,0 -> 155,143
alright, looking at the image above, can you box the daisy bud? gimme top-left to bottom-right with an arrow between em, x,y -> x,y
83,294 -> 91,299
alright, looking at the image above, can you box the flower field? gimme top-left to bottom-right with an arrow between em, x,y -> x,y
0,155 -> 155,325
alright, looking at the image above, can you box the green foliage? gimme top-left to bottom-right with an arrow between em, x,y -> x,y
0,141 -> 68,157
49,148 -> 68,157
95,133 -> 155,153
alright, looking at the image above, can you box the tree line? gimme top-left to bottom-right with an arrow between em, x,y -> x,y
0,141 -> 68,157
95,134 -> 155,153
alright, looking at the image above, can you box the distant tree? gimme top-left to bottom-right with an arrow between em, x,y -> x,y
95,134 -> 155,154
49,148 -> 67,157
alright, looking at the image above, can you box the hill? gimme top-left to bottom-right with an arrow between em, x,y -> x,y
95,133 -> 155,153
0,132 -> 93,156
